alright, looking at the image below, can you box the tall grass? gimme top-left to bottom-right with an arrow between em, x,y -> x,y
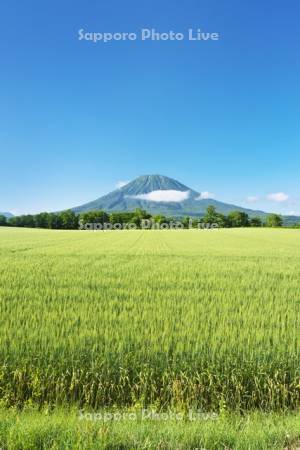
0,227 -> 300,410
1,408 -> 300,449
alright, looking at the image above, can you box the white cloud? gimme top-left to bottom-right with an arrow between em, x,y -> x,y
196,191 -> 216,200
267,192 -> 289,202
289,211 -> 296,216
116,180 -> 129,189
128,189 -> 190,203
246,196 -> 260,203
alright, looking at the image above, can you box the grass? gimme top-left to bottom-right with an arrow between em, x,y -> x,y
0,227 -> 300,414
0,407 -> 300,449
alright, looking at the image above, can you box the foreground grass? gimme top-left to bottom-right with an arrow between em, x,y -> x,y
0,228 -> 300,410
0,407 -> 300,449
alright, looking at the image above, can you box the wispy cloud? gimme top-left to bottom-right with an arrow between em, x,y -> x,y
128,190 -> 190,202
246,196 -> 260,203
267,192 -> 289,202
196,191 -> 216,200
116,180 -> 129,189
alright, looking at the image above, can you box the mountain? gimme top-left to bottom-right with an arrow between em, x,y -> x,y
0,212 -> 13,218
72,174 -> 268,218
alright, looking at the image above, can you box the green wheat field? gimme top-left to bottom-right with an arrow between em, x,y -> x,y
1,227 -> 300,449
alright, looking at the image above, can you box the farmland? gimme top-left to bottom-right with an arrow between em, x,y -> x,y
1,226 -> 300,409
0,227 -> 300,447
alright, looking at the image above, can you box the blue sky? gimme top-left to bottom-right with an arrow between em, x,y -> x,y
1,0 -> 299,215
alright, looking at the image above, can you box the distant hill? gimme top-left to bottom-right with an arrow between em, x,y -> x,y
0,212 -> 14,218
72,174 -> 270,219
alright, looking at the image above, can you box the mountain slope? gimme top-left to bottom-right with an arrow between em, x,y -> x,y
0,212 -> 13,218
72,174 -> 268,218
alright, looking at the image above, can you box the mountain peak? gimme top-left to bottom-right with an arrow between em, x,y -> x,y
119,174 -> 194,195
72,174 -> 268,218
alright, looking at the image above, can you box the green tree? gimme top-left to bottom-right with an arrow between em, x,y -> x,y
204,206 -> 218,223
250,217 -> 262,227
228,211 -> 249,227
109,212 -> 135,225
34,212 -> 51,228
266,214 -> 283,227
80,211 -> 109,226
22,215 -> 35,228
8,217 -> 17,227
0,215 -> 7,226
204,206 -> 227,227
181,216 -> 192,228
131,209 -> 151,227
59,210 -> 78,230
9,215 -> 31,227
48,213 -> 63,229
153,215 -> 168,225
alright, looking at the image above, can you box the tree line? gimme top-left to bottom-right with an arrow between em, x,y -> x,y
0,206 -> 294,229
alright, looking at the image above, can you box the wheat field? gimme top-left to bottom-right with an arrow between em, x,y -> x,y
0,227 -> 300,411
